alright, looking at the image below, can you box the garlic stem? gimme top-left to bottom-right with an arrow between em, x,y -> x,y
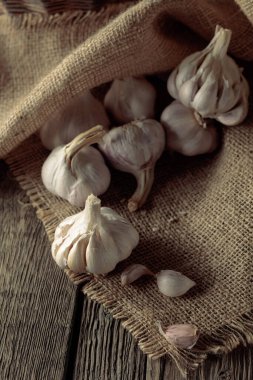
128,167 -> 154,212
85,194 -> 101,231
212,28 -> 231,59
65,125 -> 106,167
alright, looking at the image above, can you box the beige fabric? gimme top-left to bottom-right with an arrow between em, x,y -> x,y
1,0 -> 253,375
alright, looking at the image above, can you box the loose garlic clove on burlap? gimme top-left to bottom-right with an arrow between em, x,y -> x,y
104,77 -> 156,124
156,270 -> 196,297
167,25 -> 249,125
40,91 -> 110,150
157,322 -> 199,349
52,194 -> 139,274
160,100 -> 218,156
41,125 -> 110,207
121,264 -> 154,285
99,119 -> 165,212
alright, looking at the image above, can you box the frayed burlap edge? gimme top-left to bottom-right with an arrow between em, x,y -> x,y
5,144 -> 253,378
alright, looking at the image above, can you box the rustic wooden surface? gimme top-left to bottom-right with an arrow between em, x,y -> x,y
0,160 -> 252,380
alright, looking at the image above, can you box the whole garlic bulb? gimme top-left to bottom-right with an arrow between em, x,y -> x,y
167,25 -> 249,125
41,125 -> 110,207
161,100 -> 218,156
104,77 -> 156,124
99,119 -> 165,212
52,194 -> 139,274
40,91 -> 110,150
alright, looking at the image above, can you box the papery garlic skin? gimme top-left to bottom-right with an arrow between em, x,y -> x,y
52,194 -> 139,275
40,91 -> 110,150
121,264 -> 154,285
104,77 -> 156,124
167,26 -> 249,125
156,270 -> 196,297
41,126 -> 110,207
99,119 -> 165,211
161,100 -> 218,156
157,322 -> 199,349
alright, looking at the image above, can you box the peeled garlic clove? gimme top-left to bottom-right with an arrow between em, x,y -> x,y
104,77 -> 156,124
52,194 -> 139,275
167,26 -> 249,123
41,125 -> 111,207
160,100 -> 218,156
157,322 -> 199,349
156,270 -> 196,297
40,91 -> 110,150
99,119 -> 165,211
120,264 -> 154,285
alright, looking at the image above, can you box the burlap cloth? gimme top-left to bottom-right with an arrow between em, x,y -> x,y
1,0 -> 253,375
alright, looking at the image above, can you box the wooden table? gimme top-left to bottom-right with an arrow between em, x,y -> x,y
0,160 -> 252,380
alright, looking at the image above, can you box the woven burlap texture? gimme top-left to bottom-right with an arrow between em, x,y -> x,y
1,0 -> 253,375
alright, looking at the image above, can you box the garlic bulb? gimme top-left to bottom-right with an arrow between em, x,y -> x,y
167,25 -> 249,125
52,194 -> 139,274
99,119 -> 165,212
121,264 -> 154,285
104,77 -> 156,124
161,100 -> 218,156
157,322 -> 199,349
41,125 -> 110,207
156,270 -> 196,297
40,91 -> 110,150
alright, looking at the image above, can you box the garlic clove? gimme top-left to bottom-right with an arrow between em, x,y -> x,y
104,77 -> 156,124
156,270 -> 196,297
40,91 -> 110,150
120,264 -> 154,285
99,119 -> 165,211
157,322 -> 199,349
215,77 -> 249,126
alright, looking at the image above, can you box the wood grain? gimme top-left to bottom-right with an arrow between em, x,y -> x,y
0,161 -> 77,380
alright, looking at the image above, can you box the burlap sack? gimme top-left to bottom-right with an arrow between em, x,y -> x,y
1,0 -> 252,375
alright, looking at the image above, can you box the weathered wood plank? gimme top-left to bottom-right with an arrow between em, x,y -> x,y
73,296 -> 147,380
0,162 -> 77,380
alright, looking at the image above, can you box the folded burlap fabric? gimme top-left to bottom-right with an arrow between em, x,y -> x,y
1,0 -> 252,375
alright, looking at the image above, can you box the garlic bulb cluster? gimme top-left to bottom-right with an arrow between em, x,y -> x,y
40,91 -> 110,150
157,322 -> 199,349
167,25 -> 249,125
41,125 -> 110,207
161,100 -> 218,156
104,77 -> 156,124
99,119 -> 165,212
52,194 -> 139,275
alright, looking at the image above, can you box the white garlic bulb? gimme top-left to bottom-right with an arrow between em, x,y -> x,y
52,194 -> 139,274
167,25 -> 249,125
41,125 -> 110,207
161,100 -> 218,156
99,119 -> 165,212
40,91 -> 110,150
156,270 -> 196,297
104,77 -> 156,124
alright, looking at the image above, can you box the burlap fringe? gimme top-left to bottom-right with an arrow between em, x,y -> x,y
5,149 -> 253,377
2,2 -> 132,30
